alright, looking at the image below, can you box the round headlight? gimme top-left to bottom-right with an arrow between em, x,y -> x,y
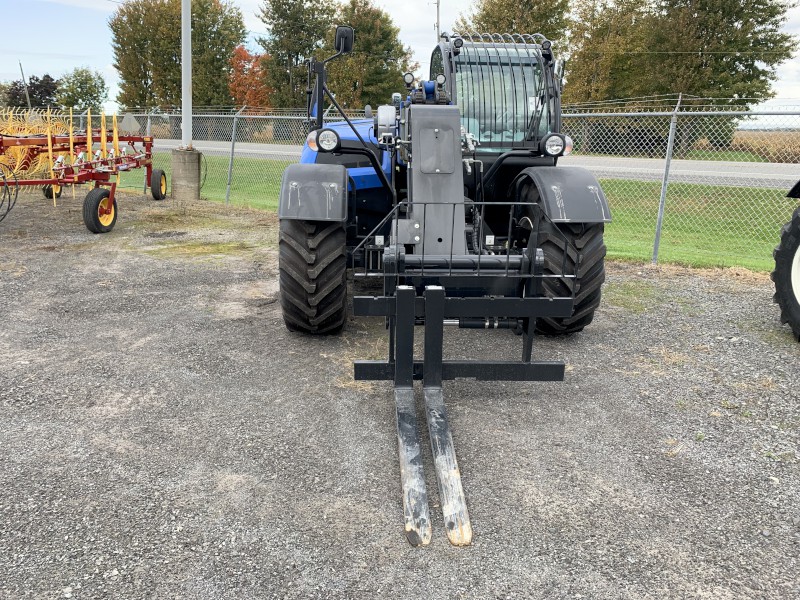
436,73 -> 446,85
306,130 -> 318,151
453,38 -> 464,49
403,72 -> 415,85
316,129 -> 341,153
543,134 -> 565,156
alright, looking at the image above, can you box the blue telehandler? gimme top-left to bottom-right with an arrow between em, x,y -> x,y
278,26 -> 611,546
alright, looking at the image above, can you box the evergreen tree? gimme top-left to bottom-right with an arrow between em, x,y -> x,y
323,0 -> 414,108
257,0 -> 336,108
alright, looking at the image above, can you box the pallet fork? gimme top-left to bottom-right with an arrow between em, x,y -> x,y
353,247 -> 573,546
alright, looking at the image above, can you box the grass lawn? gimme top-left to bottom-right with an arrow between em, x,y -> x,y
600,179 -> 788,271
119,153 -> 787,272
118,152 -> 291,211
684,149 -> 765,162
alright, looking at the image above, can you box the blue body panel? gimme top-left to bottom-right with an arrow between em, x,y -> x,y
300,119 -> 390,191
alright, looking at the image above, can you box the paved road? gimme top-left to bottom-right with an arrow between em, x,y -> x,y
559,155 -> 798,189
155,139 -> 798,189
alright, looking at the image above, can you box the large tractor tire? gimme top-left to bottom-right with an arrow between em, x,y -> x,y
771,206 -> 800,341
279,219 -> 347,334
536,221 -> 607,335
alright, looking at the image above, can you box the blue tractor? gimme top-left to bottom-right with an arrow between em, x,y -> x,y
278,26 -> 612,546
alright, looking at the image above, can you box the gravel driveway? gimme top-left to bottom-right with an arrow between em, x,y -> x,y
1,192 -> 798,599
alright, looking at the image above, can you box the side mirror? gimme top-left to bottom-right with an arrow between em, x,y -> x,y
335,26 -> 354,54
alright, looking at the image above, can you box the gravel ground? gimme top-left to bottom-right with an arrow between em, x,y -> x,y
1,192 -> 798,599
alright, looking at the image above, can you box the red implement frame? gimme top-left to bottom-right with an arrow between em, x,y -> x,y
0,132 -> 155,216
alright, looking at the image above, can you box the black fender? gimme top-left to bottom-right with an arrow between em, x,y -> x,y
278,163 -> 348,222
788,179 -> 800,198
515,166 -> 611,223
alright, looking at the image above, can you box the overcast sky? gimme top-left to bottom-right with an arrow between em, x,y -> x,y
2,0 -> 799,110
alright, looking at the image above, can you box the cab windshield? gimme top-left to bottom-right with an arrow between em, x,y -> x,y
453,43 -> 550,149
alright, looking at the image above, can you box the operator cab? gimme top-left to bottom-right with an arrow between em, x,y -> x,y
430,34 -> 560,153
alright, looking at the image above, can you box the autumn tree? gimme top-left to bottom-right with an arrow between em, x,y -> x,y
564,0 -> 796,107
110,0 -> 246,108
563,0 -> 652,105
5,75 -> 59,108
56,68 -> 108,111
644,0 -> 795,106
229,46 -> 271,107
455,0 -> 570,41
257,0 -> 336,107
323,0 -> 414,108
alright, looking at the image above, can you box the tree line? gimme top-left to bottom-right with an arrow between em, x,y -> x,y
0,69 -> 108,112
4,0 -> 794,111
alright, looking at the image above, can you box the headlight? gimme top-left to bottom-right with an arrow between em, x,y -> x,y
542,134 -> 565,156
403,72 -> 415,85
436,73 -> 446,86
306,130 -> 318,151
316,129 -> 341,153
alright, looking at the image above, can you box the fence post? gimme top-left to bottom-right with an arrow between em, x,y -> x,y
652,94 -> 682,264
225,106 -> 246,205
144,109 -> 154,194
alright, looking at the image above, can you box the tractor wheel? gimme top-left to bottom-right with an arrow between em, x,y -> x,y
42,184 -> 62,200
279,219 -> 347,334
535,221 -> 607,335
83,188 -> 117,234
151,169 -> 167,200
771,207 -> 800,341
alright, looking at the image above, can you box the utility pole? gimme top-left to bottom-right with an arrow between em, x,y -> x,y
171,0 -> 201,203
435,0 -> 440,41
181,0 -> 192,148
18,61 -> 32,110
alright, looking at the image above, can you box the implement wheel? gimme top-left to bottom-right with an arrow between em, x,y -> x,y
42,184 -> 62,200
535,220 -> 607,335
279,219 -> 347,334
83,188 -> 117,234
151,168 -> 167,200
771,207 -> 800,341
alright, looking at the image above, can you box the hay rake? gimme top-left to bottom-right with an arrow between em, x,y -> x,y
0,108 -> 167,232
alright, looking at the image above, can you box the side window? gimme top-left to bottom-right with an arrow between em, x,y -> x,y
430,47 -> 444,80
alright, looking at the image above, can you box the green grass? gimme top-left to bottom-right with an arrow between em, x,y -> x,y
685,149 -> 765,162
600,179 -> 786,271
119,153 -> 785,272
118,152 -> 290,211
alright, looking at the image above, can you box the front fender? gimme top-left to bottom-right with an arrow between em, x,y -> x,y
278,164 -> 348,222
517,166 -> 611,224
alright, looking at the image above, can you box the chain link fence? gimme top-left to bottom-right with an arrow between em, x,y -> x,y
3,105 -> 798,270
561,108 -> 800,270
